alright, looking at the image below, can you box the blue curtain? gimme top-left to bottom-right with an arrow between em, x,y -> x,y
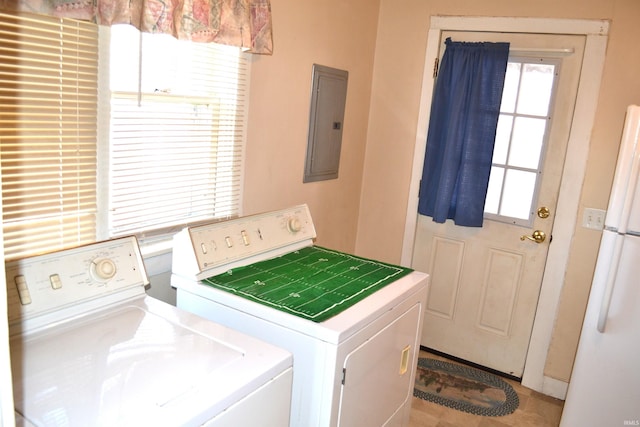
418,38 -> 509,227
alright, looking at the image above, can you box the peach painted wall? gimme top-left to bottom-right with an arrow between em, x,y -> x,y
356,0 -> 640,382
243,0 -> 380,252
546,0 -> 640,380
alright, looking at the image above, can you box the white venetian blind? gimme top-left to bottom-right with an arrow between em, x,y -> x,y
105,25 -> 248,238
0,11 -> 98,260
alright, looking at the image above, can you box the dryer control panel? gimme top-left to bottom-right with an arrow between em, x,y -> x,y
5,236 -> 148,327
172,204 -> 317,280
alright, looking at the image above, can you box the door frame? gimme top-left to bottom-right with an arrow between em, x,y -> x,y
401,16 -> 609,399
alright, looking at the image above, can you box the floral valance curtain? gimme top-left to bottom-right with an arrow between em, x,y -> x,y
1,0 -> 273,54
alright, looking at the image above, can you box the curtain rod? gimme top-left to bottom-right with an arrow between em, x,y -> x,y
509,47 -> 575,56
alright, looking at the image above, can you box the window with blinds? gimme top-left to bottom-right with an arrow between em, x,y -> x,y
0,11 -> 98,261
100,25 -> 249,239
1,12 -> 248,259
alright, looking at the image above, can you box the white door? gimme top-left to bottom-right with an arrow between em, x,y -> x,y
412,31 -> 585,377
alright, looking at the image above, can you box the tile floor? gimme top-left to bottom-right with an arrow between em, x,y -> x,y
409,350 -> 565,427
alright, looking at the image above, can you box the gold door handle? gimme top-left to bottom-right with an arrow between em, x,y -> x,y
520,230 -> 546,243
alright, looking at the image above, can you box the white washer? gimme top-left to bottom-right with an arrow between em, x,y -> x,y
171,205 -> 429,427
6,237 -> 293,427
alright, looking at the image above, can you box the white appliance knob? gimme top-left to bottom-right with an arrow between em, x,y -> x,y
287,217 -> 302,233
91,258 -> 117,281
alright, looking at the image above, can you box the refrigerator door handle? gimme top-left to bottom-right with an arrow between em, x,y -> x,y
596,235 -> 624,333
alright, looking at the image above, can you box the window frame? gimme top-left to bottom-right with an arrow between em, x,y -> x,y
483,56 -> 561,228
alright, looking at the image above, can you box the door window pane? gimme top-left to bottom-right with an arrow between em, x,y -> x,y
484,167 -> 504,215
500,170 -> 537,219
500,62 -> 521,113
492,115 -> 513,164
516,63 -> 555,116
508,117 -> 546,169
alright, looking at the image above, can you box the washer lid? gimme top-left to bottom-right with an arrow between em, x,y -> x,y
11,302 -> 252,426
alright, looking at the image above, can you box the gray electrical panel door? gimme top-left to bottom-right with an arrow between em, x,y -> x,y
304,64 -> 348,183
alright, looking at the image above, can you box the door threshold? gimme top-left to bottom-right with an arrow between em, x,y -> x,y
420,346 -> 522,383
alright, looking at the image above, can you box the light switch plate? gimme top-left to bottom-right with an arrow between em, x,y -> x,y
582,208 -> 606,230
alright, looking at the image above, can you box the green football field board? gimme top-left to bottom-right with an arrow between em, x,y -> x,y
202,246 -> 413,322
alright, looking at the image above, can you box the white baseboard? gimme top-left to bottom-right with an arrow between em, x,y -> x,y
541,376 -> 568,400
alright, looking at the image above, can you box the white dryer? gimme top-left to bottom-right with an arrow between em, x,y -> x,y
171,205 -> 429,427
6,236 -> 293,427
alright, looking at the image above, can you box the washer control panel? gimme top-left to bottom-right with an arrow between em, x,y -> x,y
173,204 -> 317,279
5,236 -> 148,324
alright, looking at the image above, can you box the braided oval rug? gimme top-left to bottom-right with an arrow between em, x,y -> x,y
413,358 -> 519,417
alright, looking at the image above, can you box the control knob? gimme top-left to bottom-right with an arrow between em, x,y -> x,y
287,217 -> 302,233
90,257 -> 117,282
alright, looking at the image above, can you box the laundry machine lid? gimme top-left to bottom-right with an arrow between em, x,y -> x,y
11,297 -> 291,426
173,269 -> 428,345
200,246 -> 414,322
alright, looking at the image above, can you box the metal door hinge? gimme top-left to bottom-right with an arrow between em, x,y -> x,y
433,57 -> 439,78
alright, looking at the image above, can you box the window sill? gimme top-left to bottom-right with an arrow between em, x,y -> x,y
140,238 -> 173,258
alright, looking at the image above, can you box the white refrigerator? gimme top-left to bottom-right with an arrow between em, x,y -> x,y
560,104 -> 640,426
